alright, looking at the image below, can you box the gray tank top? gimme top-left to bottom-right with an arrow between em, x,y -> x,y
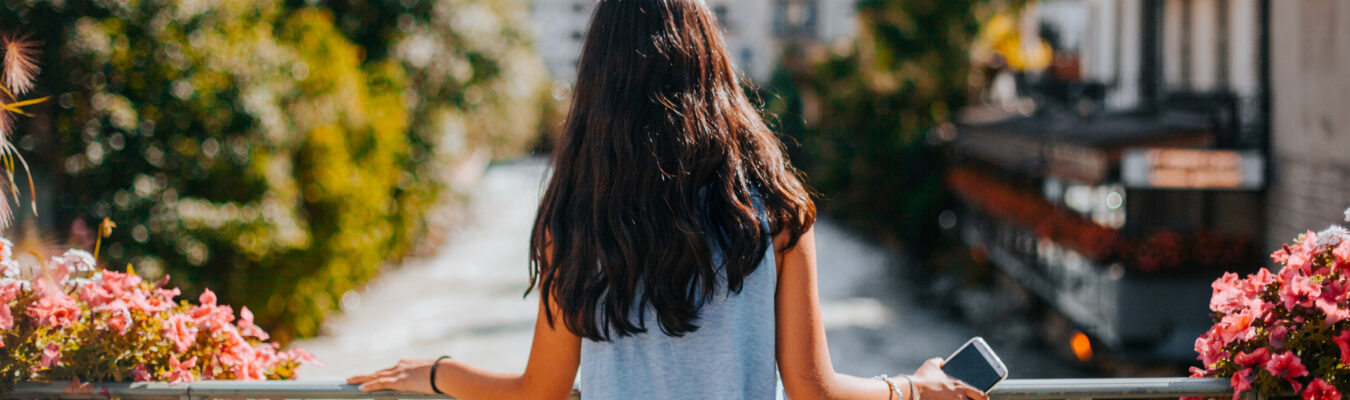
578,197 -> 783,399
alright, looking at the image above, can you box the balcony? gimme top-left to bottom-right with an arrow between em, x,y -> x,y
3,377 -> 1232,399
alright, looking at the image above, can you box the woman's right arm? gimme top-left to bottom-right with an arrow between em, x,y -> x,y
774,226 -> 989,400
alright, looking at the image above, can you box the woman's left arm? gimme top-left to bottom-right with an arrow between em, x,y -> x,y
348,292 -> 582,399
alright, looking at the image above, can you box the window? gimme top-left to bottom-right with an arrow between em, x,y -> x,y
712,4 -> 734,32
773,0 -> 818,37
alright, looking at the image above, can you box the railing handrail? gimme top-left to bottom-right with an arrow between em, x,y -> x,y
991,378 -> 1230,399
3,377 -> 1232,399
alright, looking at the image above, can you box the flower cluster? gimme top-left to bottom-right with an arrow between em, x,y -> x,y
1191,221 -> 1350,400
947,168 -> 1250,272
0,238 -> 316,389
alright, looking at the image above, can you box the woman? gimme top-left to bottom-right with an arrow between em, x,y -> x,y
349,1 -> 989,398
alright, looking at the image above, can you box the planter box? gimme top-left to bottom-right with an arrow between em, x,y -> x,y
959,212 -> 1215,360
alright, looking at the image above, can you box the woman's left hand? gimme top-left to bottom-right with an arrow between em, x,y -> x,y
347,358 -> 439,393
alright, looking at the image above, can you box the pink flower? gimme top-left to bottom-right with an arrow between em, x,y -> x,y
1288,231 -> 1321,273
1235,348 -> 1270,367
101,270 -> 143,296
1289,251 -> 1314,275
1336,241 -> 1350,270
1282,273 -> 1322,310
1304,378 -> 1341,400
78,281 -> 114,308
1270,325 -> 1292,350
279,347 -> 321,367
1188,366 -> 1208,378
189,304 -> 234,333
107,313 -> 131,335
237,306 -> 269,340
0,315 -> 9,348
131,364 -> 152,382
235,359 -> 264,381
163,356 -> 197,384
97,300 -> 132,335
235,353 -> 266,381
1246,268 -> 1277,295
1266,351 -> 1309,392
137,288 -> 179,313
1273,248 -> 1291,264
1232,368 -> 1253,399
40,342 -> 60,368
1211,272 -> 1246,313
1195,329 -> 1227,366
1217,310 -> 1256,344
217,323 -> 248,347
27,281 -> 81,328
254,343 -> 279,367
162,313 -> 199,353
157,286 -> 180,298
188,290 -> 235,330
199,288 -> 217,307
1319,298 -> 1350,326
0,283 -> 17,348
1300,230 -> 1322,251
0,281 -> 20,331
218,339 -> 266,380
1336,331 -> 1350,365
1244,297 -> 1274,324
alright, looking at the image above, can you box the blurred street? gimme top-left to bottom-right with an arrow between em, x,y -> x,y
295,157 -> 1093,381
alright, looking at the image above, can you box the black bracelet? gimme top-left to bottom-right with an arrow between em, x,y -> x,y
430,355 -> 452,395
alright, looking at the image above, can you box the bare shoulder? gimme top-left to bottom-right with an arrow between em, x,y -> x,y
771,225 -> 816,275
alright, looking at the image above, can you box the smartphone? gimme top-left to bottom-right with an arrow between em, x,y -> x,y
940,337 -> 1008,392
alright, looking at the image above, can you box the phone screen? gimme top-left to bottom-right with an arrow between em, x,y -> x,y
941,343 -> 1003,392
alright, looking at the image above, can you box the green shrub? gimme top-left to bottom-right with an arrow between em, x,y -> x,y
295,0 -> 557,253
301,0 -> 553,162
4,0 -> 547,341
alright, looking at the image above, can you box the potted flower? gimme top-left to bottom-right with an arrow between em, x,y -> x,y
1191,210 -> 1350,400
0,30 -> 315,390
0,227 -> 317,390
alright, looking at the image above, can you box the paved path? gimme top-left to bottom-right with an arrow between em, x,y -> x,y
295,157 -> 1090,381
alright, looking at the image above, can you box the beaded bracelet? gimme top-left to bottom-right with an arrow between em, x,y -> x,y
430,355 -> 452,395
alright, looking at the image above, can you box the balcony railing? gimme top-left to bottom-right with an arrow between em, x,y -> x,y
2,377 -> 1231,399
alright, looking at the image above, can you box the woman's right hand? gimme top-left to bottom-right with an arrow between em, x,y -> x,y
909,357 -> 989,400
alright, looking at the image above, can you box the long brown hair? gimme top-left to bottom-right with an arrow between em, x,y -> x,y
528,0 -> 816,341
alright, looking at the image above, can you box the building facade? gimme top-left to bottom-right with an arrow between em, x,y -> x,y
1265,0 -> 1350,251
950,0 -> 1272,360
529,0 -> 857,84
528,1 -> 594,84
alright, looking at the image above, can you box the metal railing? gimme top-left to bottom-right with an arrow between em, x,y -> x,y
3,377 -> 1232,399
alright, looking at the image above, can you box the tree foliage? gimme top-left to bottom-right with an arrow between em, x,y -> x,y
768,0 -> 1002,256
1,0 -> 548,341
